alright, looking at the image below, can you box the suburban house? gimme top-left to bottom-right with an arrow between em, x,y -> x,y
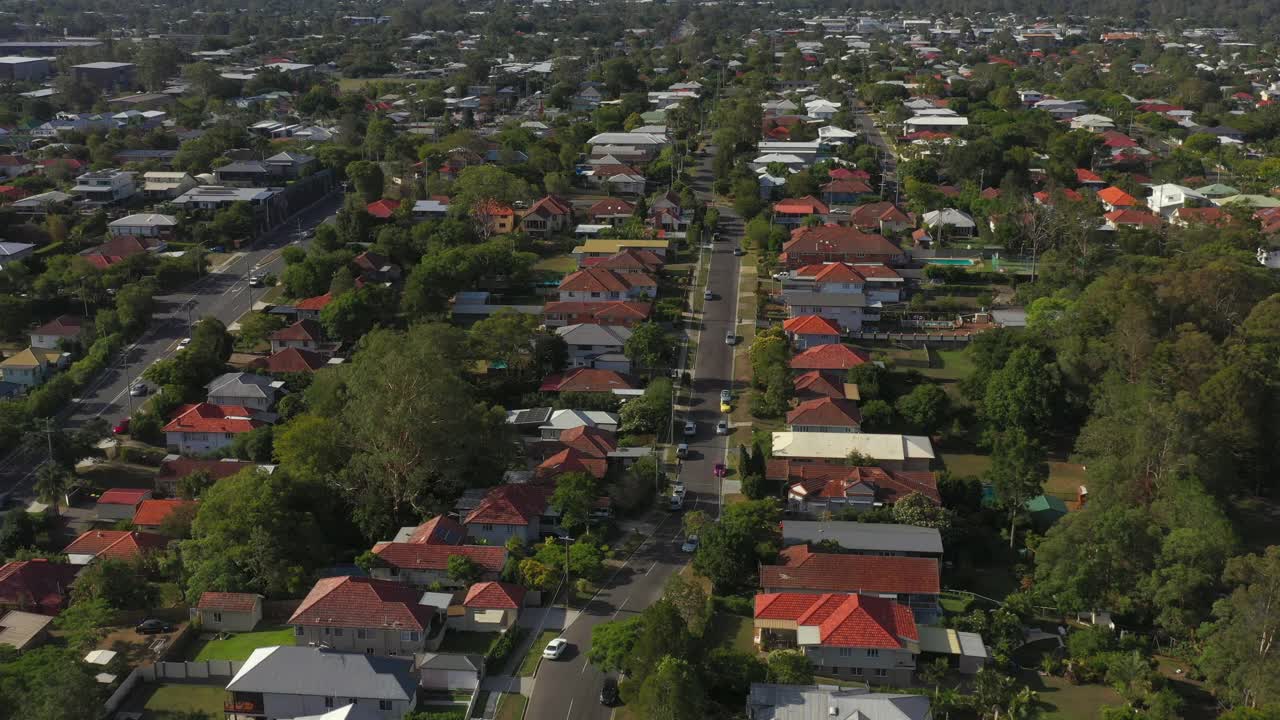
0,610 -> 54,651
225,645 -> 418,720
154,456 -> 260,495
920,209 -> 976,239
754,592 -> 919,685
132,499 -> 197,532
206,372 -> 285,411
789,344 -> 870,372
773,196 -> 830,226
264,151 -> 317,179
793,371 -> 855,401
847,202 -> 913,234
462,484 -> 558,545
171,185 -> 276,214
288,576 -> 441,657
269,319 -> 325,354
536,425 -> 617,480
83,235 -> 168,269
1097,186 -> 1140,212
770,432 -> 935,472
557,268 -> 656,301
95,488 -> 151,521
759,545 -> 941,623
770,461 -> 940,515
783,289 -> 868,331
822,179 -> 873,205
747,684 -> 933,720
70,61 -> 135,90
455,581 -> 526,632
786,397 -> 863,433
781,522 -> 944,560
141,171 -> 198,199
192,591 -> 263,632
353,251 -> 401,284
538,367 -> 636,394
30,316 -> 85,350
0,347 -> 65,389
588,249 -> 664,275
162,403 -> 267,455
419,653 -> 485,693
0,559 -> 79,615
215,160 -> 271,186
518,195 -> 574,237
1147,183 -> 1209,219
0,241 -> 33,269
780,226 -> 906,269
107,213 -> 177,237
586,197 -> 636,226
71,169 -> 136,205
63,530 -> 168,566
505,408 -> 620,440
555,323 -> 633,371
369,514 -> 507,588
542,300 -> 652,328
782,315 -> 843,349
254,348 -> 331,374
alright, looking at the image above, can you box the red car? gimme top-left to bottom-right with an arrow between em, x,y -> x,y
112,419 -> 130,435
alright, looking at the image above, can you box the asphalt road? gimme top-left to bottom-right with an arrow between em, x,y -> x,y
0,191 -> 344,498
851,98 -> 898,190
524,147 -> 743,719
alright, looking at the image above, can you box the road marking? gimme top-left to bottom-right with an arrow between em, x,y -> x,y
611,597 -> 630,619
645,562 -> 657,576
565,698 -> 574,720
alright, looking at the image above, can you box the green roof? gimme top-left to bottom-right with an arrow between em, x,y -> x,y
1218,194 -> 1280,208
1195,183 -> 1238,197
1025,494 -> 1068,515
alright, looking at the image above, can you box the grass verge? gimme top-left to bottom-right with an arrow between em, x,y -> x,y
519,629 -> 560,676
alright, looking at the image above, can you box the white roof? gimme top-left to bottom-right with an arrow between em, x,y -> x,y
754,153 -> 806,164
109,213 -> 177,228
903,115 -> 968,127
771,432 -> 935,461
922,209 -> 976,228
586,132 -> 668,146
544,408 -> 619,430
84,649 -> 118,665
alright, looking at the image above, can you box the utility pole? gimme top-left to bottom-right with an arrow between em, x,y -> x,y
559,534 -> 573,616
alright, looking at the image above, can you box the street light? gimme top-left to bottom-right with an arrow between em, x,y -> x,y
557,535 -> 573,616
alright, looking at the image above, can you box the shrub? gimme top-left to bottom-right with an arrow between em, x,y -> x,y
484,626 -> 527,672
713,595 -> 754,616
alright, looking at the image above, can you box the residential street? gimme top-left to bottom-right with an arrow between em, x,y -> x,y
522,147 -> 743,719
0,191 -> 344,500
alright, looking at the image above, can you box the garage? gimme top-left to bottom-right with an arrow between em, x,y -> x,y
419,653 -> 484,691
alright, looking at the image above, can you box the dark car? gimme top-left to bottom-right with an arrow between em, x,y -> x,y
135,619 -> 173,635
600,677 -> 620,706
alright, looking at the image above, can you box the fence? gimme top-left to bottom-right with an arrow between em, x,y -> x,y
104,660 -> 245,714
263,598 -> 304,622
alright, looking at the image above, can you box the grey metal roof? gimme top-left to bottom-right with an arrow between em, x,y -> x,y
417,652 -> 484,673
206,372 -> 278,399
781,521 -> 943,555
227,646 -> 416,700
556,323 -> 632,346
748,684 -> 932,720
507,407 -> 554,426
784,291 -> 867,308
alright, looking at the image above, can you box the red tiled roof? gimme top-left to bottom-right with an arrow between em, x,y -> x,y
782,315 -> 842,337
405,515 -> 467,545
812,262 -> 866,284
463,581 -> 526,609
1099,131 -> 1138,149
822,179 -> 873,195
793,370 -> 845,399
464,484 -> 553,526
156,457 -> 255,484
587,197 -> 636,216
828,168 -> 871,181
1034,188 -> 1083,205
851,263 -> 902,281
370,542 -> 507,572
98,488 -> 150,507
537,447 -> 608,479
64,530 -> 168,562
783,225 -> 903,260
774,196 -> 830,216
559,425 -> 616,456
786,397 -> 862,427
256,347 -> 328,373
847,202 -> 910,228
270,319 -> 324,342
1174,206 -> 1225,225
132,499 -> 196,528
1105,209 -> 1161,227
294,293 -> 333,312
31,315 -> 84,337
789,343 -> 869,371
524,195 -> 573,218
761,547 -> 940,595
289,576 -> 435,631
770,459 -> 940,505
542,301 -> 652,324
558,268 -> 654,293
593,249 -> 664,272
539,367 -> 635,393
1075,168 -> 1104,183
196,591 -> 259,613
163,403 -> 263,435
0,559 -> 79,614
755,592 -> 918,648
365,199 -> 399,218
1097,186 -> 1139,207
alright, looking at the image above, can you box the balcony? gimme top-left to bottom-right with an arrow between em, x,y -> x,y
224,693 -> 264,715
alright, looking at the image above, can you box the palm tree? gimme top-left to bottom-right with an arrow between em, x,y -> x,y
34,463 -> 73,515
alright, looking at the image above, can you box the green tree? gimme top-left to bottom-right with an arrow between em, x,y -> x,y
469,309 -> 540,376
53,598 -> 115,652
982,345 -> 1061,438
987,428 -> 1049,548
637,656 -> 705,720
588,615 -> 642,672
447,554 -> 482,586
33,464 -> 74,516
549,472 -> 599,534
662,573 -> 710,638
71,558 -> 158,610
346,160 -> 385,204
895,383 -> 950,434
624,322 -> 670,372
766,649 -> 815,684
1200,546 -> 1280,708
892,492 -> 952,531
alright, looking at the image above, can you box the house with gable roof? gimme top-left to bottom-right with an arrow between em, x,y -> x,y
288,576 -> 441,657
63,530 -> 168,565
517,196 -> 574,237
162,403 -> 267,455
782,315 -> 843,349
0,559 -> 79,615
786,397 -> 862,433
461,484 -> 556,545
769,460 -> 940,516
225,645 -> 418,720
760,545 -> 942,623
368,515 -> 507,589
456,581 -> 526,632
192,591 -> 262,632
269,319 -> 325,354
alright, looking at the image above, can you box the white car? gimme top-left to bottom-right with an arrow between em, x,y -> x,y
676,443 -> 689,458
248,275 -> 263,287
703,289 -> 714,300
719,390 -> 732,404
543,638 -> 569,660
725,332 -> 736,345
681,535 -> 700,553
177,337 -> 191,350
683,420 -> 696,435
772,271 -> 790,281
129,383 -> 148,397
716,420 -> 730,435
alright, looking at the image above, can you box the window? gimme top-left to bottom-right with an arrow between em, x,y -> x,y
333,628 -> 343,637
323,627 -> 330,636
875,668 -> 888,678
224,433 -> 234,439
324,697 -> 335,708
213,612 -> 222,623
366,647 -> 374,654
379,700 -> 392,711
356,629 -> 367,639
865,649 -> 879,658
294,626 -> 304,637
838,648 -> 853,657
851,667 -> 864,676
483,524 -> 494,531
401,631 -> 419,642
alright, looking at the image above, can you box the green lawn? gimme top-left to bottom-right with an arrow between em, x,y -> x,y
942,453 -> 1087,501
921,348 -> 976,381
532,254 -> 578,274
940,452 -> 992,479
519,629 -> 559,676
704,612 -> 756,655
127,683 -> 226,719
1031,673 -> 1124,720
76,461 -> 157,491
494,693 -> 528,720
191,626 -> 296,661
438,630 -> 497,655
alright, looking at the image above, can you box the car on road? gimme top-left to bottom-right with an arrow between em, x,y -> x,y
135,619 -> 173,635
248,275 -> 263,287
681,535 -> 700,553
130,383 -> 148,397
676,443 -> 689,458
720,390 -> 732,404
716,419 -> 729,435
177,337 -> 191,350
669,494 -> 684,511
725,332 -> 736,345
600,677 -> 620,706
112,419 -> 130,435
713,232 -> 721,242
542,638 -> 569,660
672,480 -> 685,496
703,289 -> 714,300
733,246 -> 745,256
683,419 -> 696,435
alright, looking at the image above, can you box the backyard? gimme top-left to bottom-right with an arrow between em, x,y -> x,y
188,626 -> 296,661
438,630 -> 497,655
703,611 -> 756,655
121,682 -> 226,719
1028,673 -> 1124,720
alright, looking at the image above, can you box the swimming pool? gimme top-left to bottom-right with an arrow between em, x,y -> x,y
926,258 -> 978,266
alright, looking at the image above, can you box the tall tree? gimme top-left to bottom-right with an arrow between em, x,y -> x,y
637,656 -> 705,720
1200,546 -> 1280,709
986,428 -> 1049,548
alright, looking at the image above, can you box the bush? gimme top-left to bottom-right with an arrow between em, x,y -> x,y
713,595 -> 754,616
484,626 -> 527,672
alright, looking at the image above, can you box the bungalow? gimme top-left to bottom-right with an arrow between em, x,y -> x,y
771,461 -> 940,515
269,319 -> 325,354
556,268 -> 656,301
288,576 -> 440,657
587,165 -> 647,196
412,198 -> 450,220
793,371 -> 851,401
786,397 -> 862,433
353,251 -> 401,284
264,151 -> 316,179
0,242 -> 33,269
518,196 -> 574,237
747,685 -> 933,720
542,300 -> 651,328
1103,209 -> 1162,231
206,372 -> 283,411
83,235 -> 167,270
1075,168 -> 1106,189
192,591 -> 262,632
1069,114 -> 1116,132
780,226 -> 906,269
0,348 -> 65,389
588,249 -> 664,275
846,203 -> 913,235
770,432 -> 935,472
132,499 -> 196,532
503,407 -> 619,439
1147,183 -> 1209,218
456,582 -> 526,633
0,559 -> 79,615
294,293 -> 333,321
782,315 -> 843,349
369,516 -> 506,589
0,610 -> 54,651
571,238 -> 670,262
63,530 -> 168,565
141,171 -> 197,199
462,484 -> 556,545
225,645 -> 418,720
1097,186 -> 1140,212
789,344 -> 870,372
586,197 -> 636,226
759,545 -> 941,623
556,323 -> 632,371
754,592 -> 919,685
365,199 -> 399,219
214,160 -> 271,186
921,209 -> 976,239
536,425 -> 617,480
154,456 -> 259,495
773,196 -> 830,226
95,488 -> 151,521
29,316 -> 84,351
162,403 -> 267,455
11,191 -> 73,216
538,367 -> 636,394
822,179 -> 873,205
253,348 -> 331,374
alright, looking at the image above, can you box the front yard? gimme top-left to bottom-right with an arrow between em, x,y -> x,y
189,626 -> 296,661
438,630 -> 498,655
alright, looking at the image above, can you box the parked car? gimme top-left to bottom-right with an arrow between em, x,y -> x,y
720,390 -> 732,404
683,420 -> 696,436
733,246 -> 745,256
676,443 -> 689,459
135,619 -> 173,635
129,383 -> 148,397
669,494 -> 684,511
716,420 -> 729,435
681,535 -> 700,553
600,677 -> 620,706
725,332 -> 736,345
543,638 -> 569,660
248,275 -> 263,287
672,480 -> 685,496
703,289 -> 714,300
177,337 -> 191,350
772,271 -> 790,281
112,419 -> 130,435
